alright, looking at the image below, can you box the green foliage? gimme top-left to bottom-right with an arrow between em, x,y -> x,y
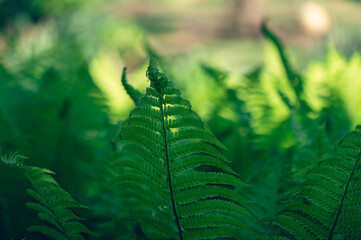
3,51 -> 361,239
201,63 -> 254,176
1,153 -> 93,240
2,5 -> 361,239
0,16 -> 117,237
261,22 -> 310,113
273,125 -> 361,239
115,53 -> 361,239
113,58 -> 254,239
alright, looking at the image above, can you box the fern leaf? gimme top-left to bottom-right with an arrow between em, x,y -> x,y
111,57 -> 254,239
121,67 -> 142,105
1,153 -> 93,240
273,125 -> 361,239
261,21 -> 310,112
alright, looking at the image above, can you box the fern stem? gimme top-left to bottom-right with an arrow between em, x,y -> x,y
328,151 -> 361,239
159,93 -> 183,240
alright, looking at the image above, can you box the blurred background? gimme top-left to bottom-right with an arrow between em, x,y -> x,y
1,0 -> 360,119
1,0 -> 361,120
1,0 -> 361,239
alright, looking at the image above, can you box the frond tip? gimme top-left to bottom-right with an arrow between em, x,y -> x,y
146,56 -> 169,92
1,151 -> 28,166
121,67 -> 142,105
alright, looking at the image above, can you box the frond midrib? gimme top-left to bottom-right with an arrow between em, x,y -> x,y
159,90 -> 183,240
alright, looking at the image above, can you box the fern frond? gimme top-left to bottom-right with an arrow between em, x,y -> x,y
121,67 -> 142,105
1,153 -> 93,240
111,57 -> 254,239
273,125 -> 361,239
261,21 -> 310,113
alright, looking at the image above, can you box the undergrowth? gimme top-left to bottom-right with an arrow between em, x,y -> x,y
1,23 -> 361,240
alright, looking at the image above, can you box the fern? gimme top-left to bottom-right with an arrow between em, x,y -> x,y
272,125 -> 361,239
235,24 -> 334,237
261,21 -> 308,112
111,57 -> 254,239
121,67 -> 142,105
1,153 -> 93,240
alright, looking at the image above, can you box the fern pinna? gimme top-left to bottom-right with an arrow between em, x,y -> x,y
1,153 -> 92,240
273,125 -> 361,239
112,58 -> 254,239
